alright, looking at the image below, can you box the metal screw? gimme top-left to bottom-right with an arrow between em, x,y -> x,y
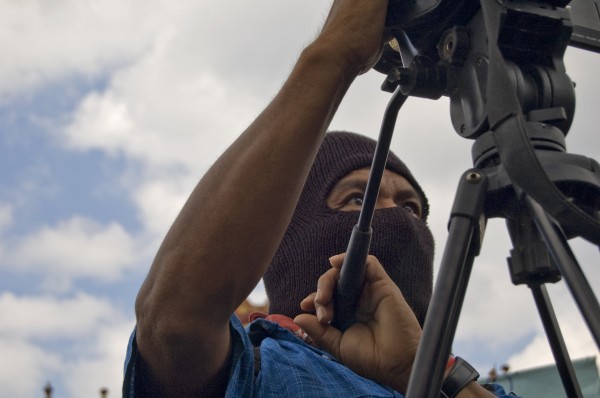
466,172 -> 482,183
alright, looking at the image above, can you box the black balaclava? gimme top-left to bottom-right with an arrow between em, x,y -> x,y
263,131 -> 434,326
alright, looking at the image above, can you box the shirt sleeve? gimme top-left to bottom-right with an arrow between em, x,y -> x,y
122,327 -> 138,398
484,383 -> 522,397
225,315 -> 256,397
122,315 -> 255,398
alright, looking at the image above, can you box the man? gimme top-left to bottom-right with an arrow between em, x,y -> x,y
124,0 -> 517,396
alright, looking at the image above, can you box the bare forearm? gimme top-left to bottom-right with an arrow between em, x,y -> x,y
141,0 -> 391,322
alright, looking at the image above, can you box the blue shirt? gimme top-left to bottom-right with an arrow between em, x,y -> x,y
123,315 -> 517,397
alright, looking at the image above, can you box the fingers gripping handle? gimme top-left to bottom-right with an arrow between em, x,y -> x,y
332,225 -> 372,331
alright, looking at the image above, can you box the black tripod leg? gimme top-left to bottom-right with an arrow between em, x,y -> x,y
525,196 -> 600,349
406,170 -> 487,398
507,211 -> 584,397
531,284 -> 583,398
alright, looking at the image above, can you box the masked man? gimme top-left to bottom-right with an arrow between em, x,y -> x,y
124,0 -> 519,397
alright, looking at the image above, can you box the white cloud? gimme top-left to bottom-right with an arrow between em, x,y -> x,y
0,291 -> 123,340
63,320 -> 134,398
36,0 -> 331,173
0,338 -> 61,398
507,306 -> 599,372
53,1 -> 335,246
0,292 -> 134,398
0,202 -> 13,232
1,216 -> 142,288
131,175 -> 194,236
62,65 -> 249,171
249,279 -> 268,306
0,0 -> 186,102
63,91 -> 137,155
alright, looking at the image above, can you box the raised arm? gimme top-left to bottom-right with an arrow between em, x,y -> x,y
134,0 -> 390,396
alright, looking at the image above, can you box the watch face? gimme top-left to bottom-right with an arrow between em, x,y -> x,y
441,357 -> 480,398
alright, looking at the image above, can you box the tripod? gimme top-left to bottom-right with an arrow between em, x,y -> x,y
332,0 -> 600,396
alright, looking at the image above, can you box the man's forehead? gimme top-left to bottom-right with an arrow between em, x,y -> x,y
337,167 -> 410,182
334,167 -> 419,194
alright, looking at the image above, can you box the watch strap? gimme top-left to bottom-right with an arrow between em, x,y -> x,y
440,356 -> 480,398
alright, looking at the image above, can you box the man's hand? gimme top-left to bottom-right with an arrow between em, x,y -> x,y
294,253 -> 421,393
313,0 -> 390,76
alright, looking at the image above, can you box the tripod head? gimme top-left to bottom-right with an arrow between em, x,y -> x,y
376,0 -> 600,243
381,0 -> 600,67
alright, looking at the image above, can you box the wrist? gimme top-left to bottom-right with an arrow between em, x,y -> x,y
301,39 -> 365,80
441,356 -> 480,398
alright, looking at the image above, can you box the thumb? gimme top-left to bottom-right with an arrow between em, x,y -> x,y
294,314 -> 342,358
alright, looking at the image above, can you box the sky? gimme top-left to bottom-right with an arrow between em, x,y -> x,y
1,1 -> 599,397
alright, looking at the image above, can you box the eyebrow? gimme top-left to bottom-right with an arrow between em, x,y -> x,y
395,187 -> 421,200
330,178 -> 368,194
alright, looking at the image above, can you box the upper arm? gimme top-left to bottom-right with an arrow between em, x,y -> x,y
133,292 -> 234,397
125,315 -> 255,398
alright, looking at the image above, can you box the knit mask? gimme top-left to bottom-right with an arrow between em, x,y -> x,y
263,131 -> 434,326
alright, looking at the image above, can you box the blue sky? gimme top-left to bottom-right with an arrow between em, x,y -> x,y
1,1 -> 599,396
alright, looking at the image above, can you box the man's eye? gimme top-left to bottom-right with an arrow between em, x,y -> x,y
346,196 -> 364,207
402,202 -> 420,217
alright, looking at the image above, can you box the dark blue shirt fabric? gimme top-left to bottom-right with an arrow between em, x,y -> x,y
123,315 -> 518,397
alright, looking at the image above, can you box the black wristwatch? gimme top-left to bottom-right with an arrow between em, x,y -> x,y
440,356 -> 480,398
